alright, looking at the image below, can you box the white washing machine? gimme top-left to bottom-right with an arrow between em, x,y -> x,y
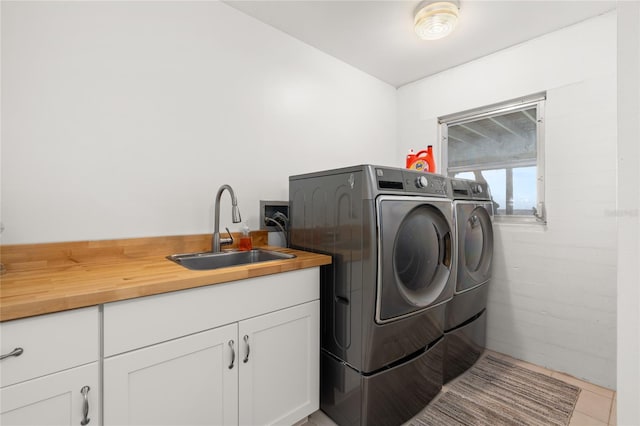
444,177 -> 494,383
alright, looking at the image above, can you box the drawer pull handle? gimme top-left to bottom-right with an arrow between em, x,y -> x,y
228,340 -> 235,369
0,347 -> 23,360
80,385 -> 91,425
243,335 -> 250,363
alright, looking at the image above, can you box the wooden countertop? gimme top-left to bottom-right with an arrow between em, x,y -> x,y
0,233 -> 332,322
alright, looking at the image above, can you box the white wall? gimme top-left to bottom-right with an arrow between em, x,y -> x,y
0,1 -> 396,244
398,12 -> 617,388
616,2 -> 640,424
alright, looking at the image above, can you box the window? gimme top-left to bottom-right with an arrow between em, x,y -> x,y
440,93 -> 546,223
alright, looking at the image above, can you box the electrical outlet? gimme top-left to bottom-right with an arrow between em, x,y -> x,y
260,201 -> 289,231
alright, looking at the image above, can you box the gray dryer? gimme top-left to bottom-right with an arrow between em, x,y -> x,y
289,165 -> 455,426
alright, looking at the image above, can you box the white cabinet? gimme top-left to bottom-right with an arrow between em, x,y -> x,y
103,268 -> 320,426
1,363 -> 99,426
239,301 -> 319,426
0,307 -> 100,426
104,324 -> 238,426
0,268 -> 320,425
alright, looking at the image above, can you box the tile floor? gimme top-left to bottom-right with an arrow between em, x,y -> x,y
302,350 -> 617,426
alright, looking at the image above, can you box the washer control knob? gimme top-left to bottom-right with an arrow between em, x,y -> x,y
416,176 -> 429,188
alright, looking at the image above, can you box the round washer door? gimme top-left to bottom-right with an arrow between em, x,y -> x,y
456,203 -> 493,292
377,197 -> 454,323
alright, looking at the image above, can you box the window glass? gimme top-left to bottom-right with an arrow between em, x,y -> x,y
441,94 -> 545,223
454,167 -> 535,215
448,107 -> 537,170
512,166 -> 537,214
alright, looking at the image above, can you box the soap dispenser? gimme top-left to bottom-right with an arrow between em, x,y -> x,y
239,223 -> 252,251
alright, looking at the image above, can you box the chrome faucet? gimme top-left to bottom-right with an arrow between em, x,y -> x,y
212,184 -> 242,252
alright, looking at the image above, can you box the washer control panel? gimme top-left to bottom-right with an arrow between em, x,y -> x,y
374,166 -> 450,197
408,173 -> 448,196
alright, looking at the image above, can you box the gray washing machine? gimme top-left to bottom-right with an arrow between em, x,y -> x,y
443,178 -> 494,383
289,165 -> 455,426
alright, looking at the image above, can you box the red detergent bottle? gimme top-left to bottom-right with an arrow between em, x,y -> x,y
407,145 -> 436,173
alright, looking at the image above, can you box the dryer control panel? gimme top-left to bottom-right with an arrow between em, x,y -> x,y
451,178 -> 491,201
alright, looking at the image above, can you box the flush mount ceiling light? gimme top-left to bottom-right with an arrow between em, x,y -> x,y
414,0 -> 460,41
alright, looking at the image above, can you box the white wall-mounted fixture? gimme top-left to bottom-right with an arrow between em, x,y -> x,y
414,0 -> 459,40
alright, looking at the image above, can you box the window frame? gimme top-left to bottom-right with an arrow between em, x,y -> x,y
439,93 -> 546,225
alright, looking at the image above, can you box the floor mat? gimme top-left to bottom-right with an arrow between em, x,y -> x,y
408,355 -> 581,426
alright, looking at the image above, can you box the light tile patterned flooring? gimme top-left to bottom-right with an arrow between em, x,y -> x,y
303,350 -> 617,426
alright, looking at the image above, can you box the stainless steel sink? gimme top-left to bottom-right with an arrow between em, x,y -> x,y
167,249 -> 296,271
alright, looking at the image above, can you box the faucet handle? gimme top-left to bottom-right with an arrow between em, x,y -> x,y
220,227 -> 234,246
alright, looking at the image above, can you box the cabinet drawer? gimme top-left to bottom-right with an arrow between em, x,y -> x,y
0,307 -> 99,387
104,268 -> 319,357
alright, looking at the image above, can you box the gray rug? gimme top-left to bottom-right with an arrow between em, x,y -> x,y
410,355 -> 581,426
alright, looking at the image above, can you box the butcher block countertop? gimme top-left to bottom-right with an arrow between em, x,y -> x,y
0,232 -> 332,322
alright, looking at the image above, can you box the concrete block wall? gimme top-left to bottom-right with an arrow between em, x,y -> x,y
397,12 -> 617,388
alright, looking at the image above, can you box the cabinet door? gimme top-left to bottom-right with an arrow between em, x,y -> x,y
0,362 -> 99,426
239,301 -> 319,426
104,324 -> 238,426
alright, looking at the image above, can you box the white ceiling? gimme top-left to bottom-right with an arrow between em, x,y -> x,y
224,0 -> 616,87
